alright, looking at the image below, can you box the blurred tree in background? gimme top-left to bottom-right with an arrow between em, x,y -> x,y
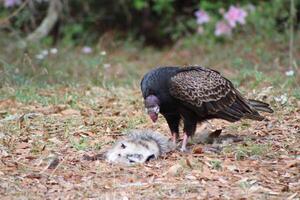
0,0 -> 299,46
0,0 -> 299,88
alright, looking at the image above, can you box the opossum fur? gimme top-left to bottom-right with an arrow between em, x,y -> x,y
106,129 -> 175,165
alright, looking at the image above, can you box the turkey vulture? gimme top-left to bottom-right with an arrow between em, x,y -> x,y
140,66 -> 273,151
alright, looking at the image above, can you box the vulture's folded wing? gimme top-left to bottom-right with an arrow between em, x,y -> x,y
169,67 -> 252,114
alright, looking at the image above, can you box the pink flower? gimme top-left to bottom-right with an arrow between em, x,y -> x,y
82,46 -> 92,54
194,10 -> 210,25
214,21 -> 232,36
224,6 -> 247,27
4,0 -> 21,7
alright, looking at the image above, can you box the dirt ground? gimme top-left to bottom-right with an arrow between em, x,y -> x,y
0,85 -> 299,199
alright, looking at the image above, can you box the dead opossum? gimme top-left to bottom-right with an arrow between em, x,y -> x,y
106,129 -> 175,165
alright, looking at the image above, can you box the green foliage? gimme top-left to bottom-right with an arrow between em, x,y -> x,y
152,0 -> 174,14
230,65 -> 266,89
133,0 -> 147,10
61,24 -> 84,46
246,0 -> 291,37
1,0 -> 297,46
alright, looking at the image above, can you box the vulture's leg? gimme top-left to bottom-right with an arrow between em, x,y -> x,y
171,134 -> 178,145
181,118 -> 197,152
164,114 -> 181,145
181,134 -> 189,152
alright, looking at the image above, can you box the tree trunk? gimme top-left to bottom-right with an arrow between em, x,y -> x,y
26,0 -> 62,43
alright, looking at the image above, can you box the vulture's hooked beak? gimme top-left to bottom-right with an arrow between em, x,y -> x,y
146,106 -> 160,123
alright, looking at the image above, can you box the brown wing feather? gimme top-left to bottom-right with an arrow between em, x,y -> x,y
169,67 -> 238,113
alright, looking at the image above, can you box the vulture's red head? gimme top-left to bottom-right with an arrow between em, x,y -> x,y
144,95 -> 160,123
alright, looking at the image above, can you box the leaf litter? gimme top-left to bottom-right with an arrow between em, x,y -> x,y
0,86 -> 299,199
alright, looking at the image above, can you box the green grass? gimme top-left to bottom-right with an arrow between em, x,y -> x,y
1,32 -> 299,92
209,160 -> 222,170
70,137 -> 90,151
224,141 -> 271,160
292,88 -> 300,100
125,116 -> 147,131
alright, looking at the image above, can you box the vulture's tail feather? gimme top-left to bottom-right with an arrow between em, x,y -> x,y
244,113 -> 265,121
217,98 -> 270,122
248,99 -> 274,113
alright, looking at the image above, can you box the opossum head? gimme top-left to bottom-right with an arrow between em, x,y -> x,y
106,139 -> 160,165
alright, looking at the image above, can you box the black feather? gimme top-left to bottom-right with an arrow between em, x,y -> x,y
248,99 -> 274,113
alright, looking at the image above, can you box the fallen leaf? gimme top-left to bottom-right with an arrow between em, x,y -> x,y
26,173 -> 42,179
0,99 -> 17,108
167,164 -> 183,176
83,153 -> 104,161
287,193 -> 298,200
185,158 -> 193,169
35,106 -> 60,115
285,160 -> 300,169
192,146 -> 203,154
15,142 -> 30,149
226,165 -> 238,172
61,109 -> 81,116
185,174 -> 197,180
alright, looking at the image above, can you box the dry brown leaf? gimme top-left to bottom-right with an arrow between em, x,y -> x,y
167,164 -> 183,176
287,192 -> 298,200
80,108 -> 97,117
185,158 -> 193,169
0,99 -> 17,108
196,165 -> 216,180
25,173 -> 42,179
285,160 -> 300,169
60,109 -> 81,116
15,142 -> 30,149
35,106 -> 60,115
192,146 -> 204,154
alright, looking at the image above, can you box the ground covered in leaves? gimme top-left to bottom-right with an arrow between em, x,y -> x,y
0,83 -> 299,199
1,32 -> 300,199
